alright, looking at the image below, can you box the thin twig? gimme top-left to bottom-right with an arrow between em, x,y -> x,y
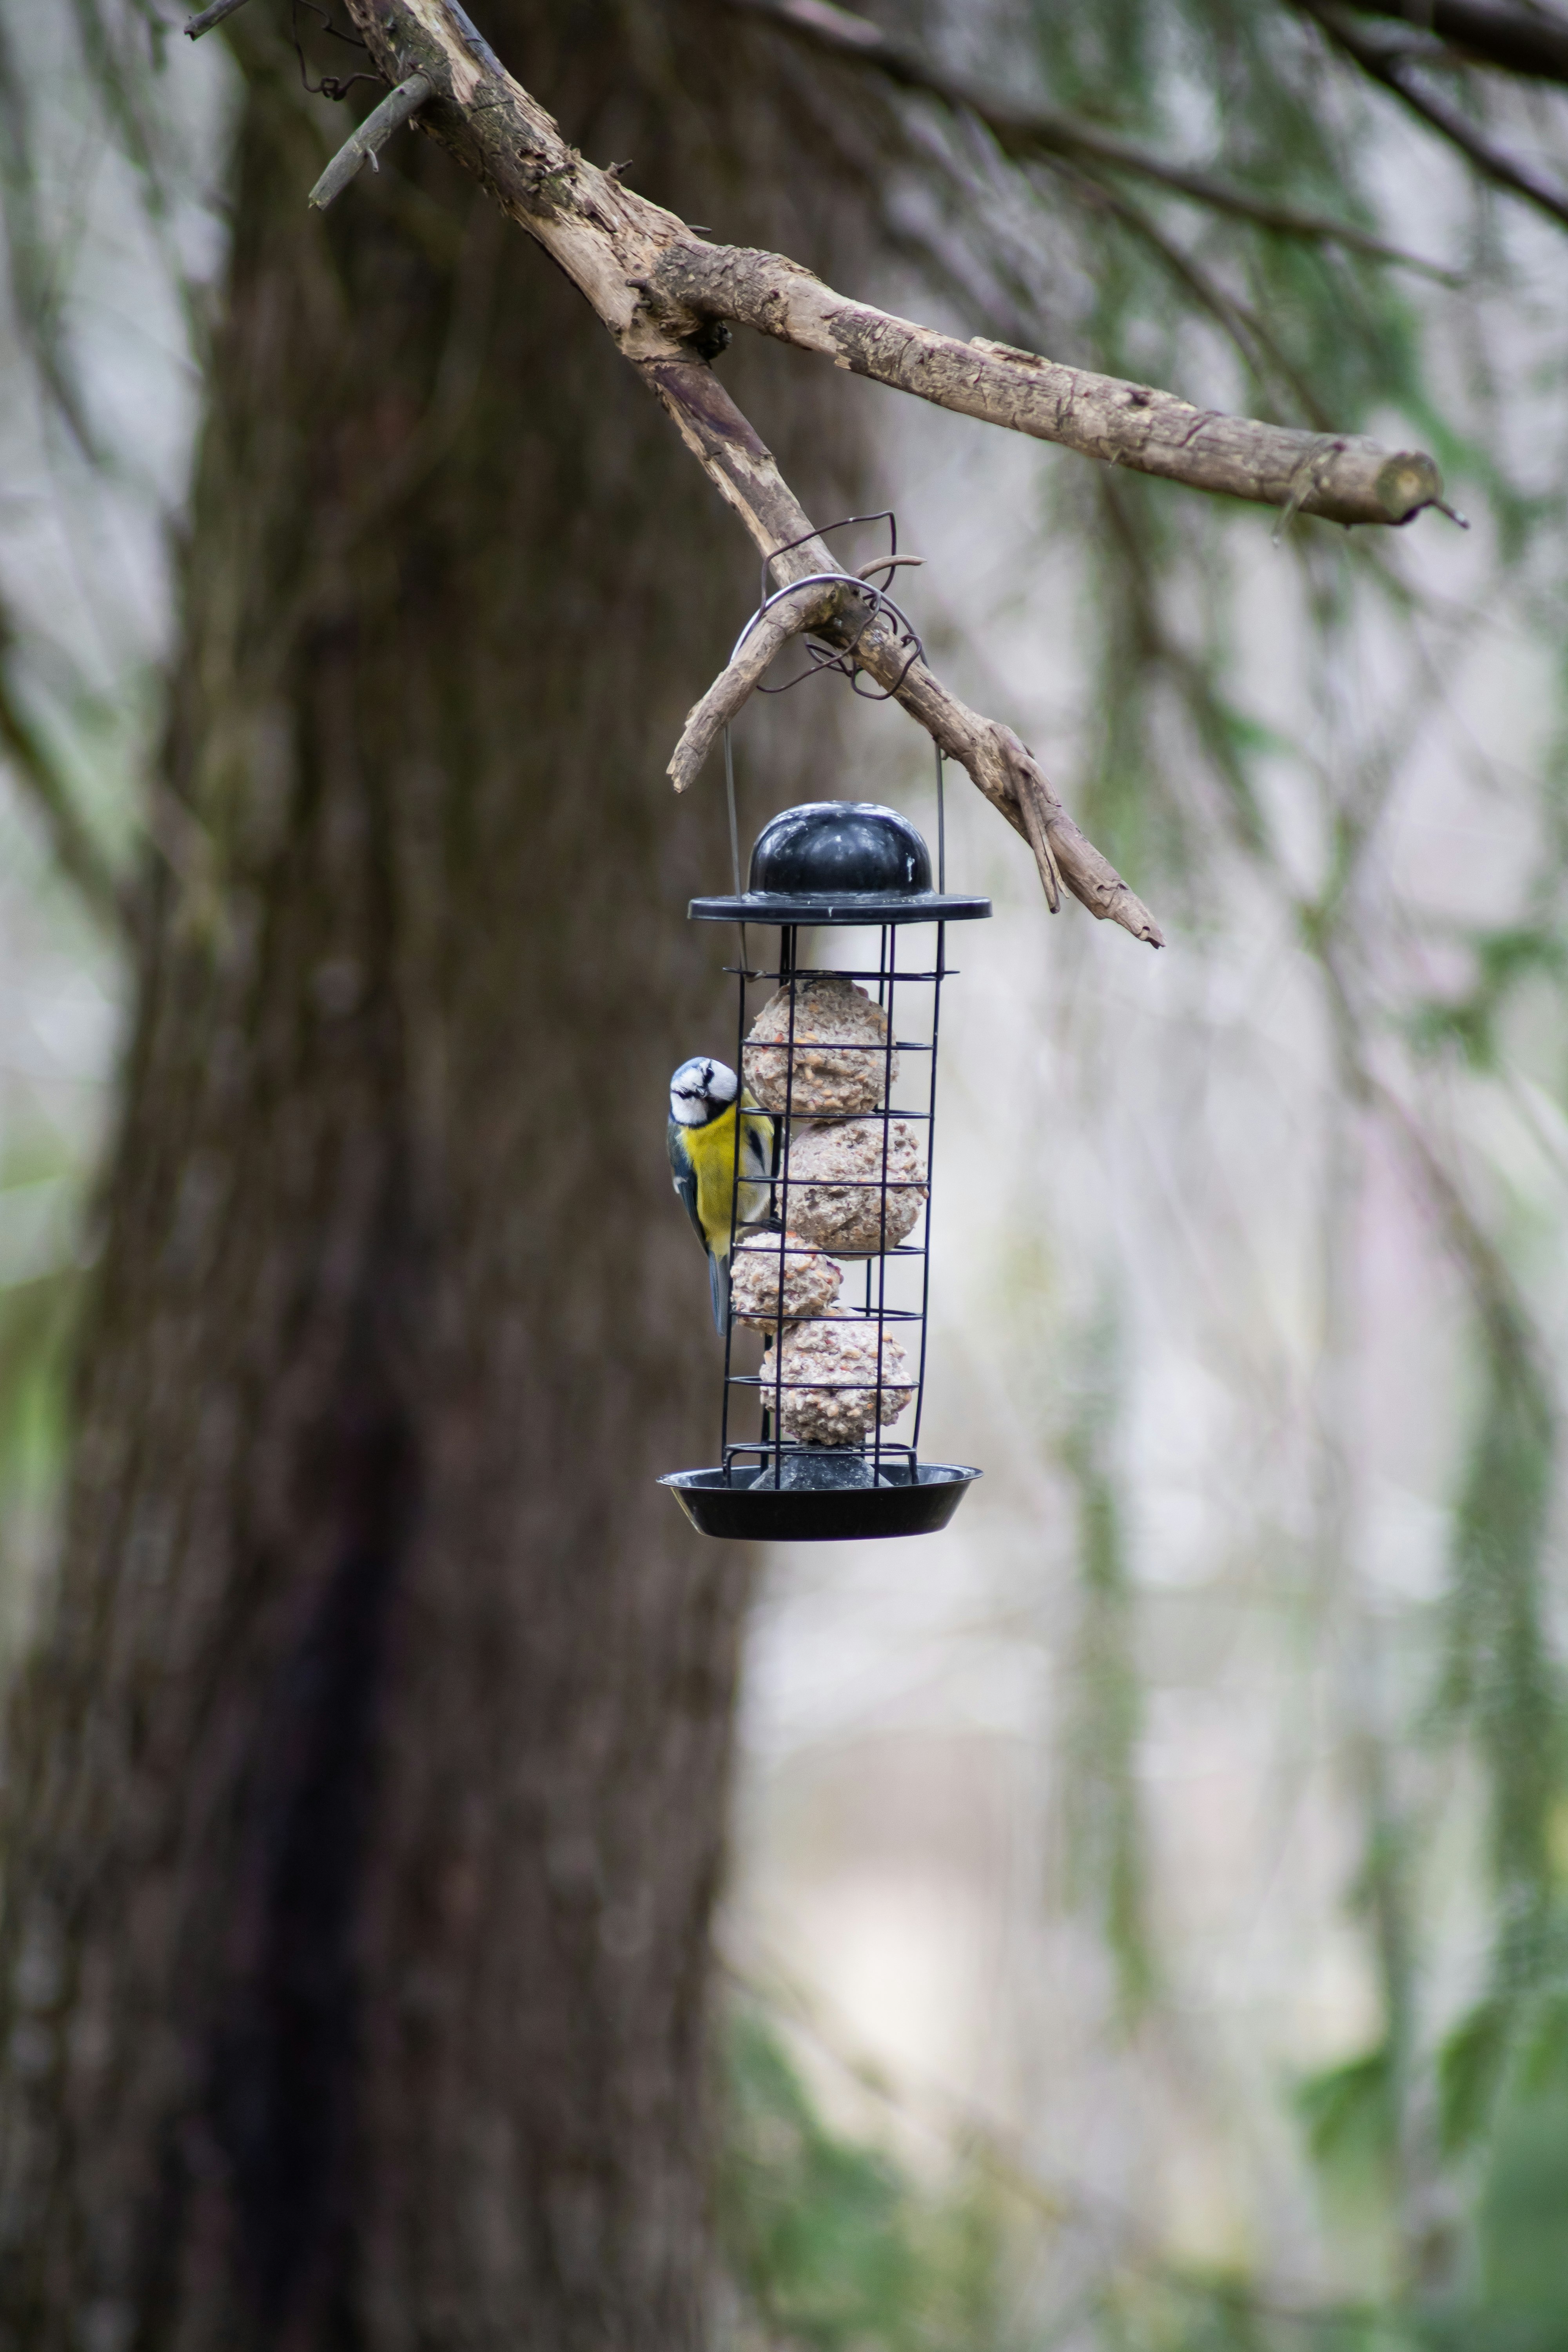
1298,0 -> 1568,229
184,0 -> 253,38
1040,154 -> 1338,430
731,0 -> 1462,281
308,72 -> 433,209
1349,0 -> 1568,86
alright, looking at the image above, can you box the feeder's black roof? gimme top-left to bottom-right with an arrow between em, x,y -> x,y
690,800 -> 991,926
756,801 -> 928,893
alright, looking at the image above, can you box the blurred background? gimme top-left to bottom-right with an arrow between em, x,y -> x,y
2,1 -> 1567,2345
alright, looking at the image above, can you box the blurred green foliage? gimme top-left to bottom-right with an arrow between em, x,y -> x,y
1060,1305 -> 1155,2022
724,2005 -> 1568,2351
720,2010 -> 1008,2350
0,1265 -> 81,1655
1468,2075 -> 1568,2348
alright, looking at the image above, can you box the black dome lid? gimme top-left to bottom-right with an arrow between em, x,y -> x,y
749,802 -> 931,897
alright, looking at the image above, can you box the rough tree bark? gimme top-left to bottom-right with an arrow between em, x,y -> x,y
0,7 -> 864,2345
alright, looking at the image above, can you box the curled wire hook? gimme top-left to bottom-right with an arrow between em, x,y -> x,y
291,0 -> 380,102
730,570 -> 926,703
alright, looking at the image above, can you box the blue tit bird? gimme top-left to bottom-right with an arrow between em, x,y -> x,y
668,1056 -> 775,1333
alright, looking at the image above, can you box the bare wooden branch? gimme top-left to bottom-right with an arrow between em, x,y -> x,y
183,0 -> 252,36
642,361 -> 1093,922
668,589 -> 840,795
332,0 -> 1443,939
652,247 -> 1443,526
309,73 -> 434,210
669,554 -> 929,787
340,1 -> 1448,526
666,567 -> 1091,916
735,0 -> 1459,281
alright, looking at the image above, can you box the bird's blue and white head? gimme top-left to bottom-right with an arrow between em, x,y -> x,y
670,1056 -> 737,1127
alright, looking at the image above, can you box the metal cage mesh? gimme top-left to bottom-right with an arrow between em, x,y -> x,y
717,920 -> 947,1491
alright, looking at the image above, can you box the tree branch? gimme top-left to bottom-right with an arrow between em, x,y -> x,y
339,1 -> 1447,520
309,72 -> 433,208
667,584 -> 1083,917
1298,0 -> 1568,229
1348,0 -> 1568,85
668,591 -> 831,797
732,0 -> 1459,281
650,246 -> 1441,524
331,0 -> 1448,938
184,0 -> 253,36
646,365 -> 1084,921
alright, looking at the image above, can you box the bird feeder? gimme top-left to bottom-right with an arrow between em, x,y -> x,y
661,799 -> 990,1541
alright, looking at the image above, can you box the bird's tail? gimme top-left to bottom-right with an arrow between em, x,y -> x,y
709,1247 -> 730,1337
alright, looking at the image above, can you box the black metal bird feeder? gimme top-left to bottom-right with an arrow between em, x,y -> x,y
661,797 -> 990,1542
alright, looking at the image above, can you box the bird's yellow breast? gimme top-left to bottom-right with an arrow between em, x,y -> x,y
685,1100 -> 771,1249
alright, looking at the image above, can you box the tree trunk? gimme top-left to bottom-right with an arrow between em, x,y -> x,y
0,9 -> 861,2344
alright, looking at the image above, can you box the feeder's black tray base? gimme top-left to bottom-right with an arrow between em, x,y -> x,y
660,1461 -> 980,1542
